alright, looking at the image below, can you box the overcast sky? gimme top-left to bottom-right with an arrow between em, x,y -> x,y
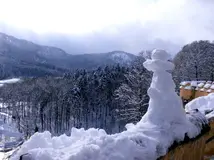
0,0 -> 214,54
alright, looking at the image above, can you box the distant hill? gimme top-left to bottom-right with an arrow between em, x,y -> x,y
0,32 -> 136,78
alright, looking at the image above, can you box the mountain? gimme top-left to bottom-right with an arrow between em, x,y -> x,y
0,32 -> 136,78
67,51 -> 136,69
108,51 -> 136,64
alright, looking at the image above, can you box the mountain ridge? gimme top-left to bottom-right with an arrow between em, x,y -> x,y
0,32 -> 136,78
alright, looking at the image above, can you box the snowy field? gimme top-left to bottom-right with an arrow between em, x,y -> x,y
9,49 -> 209,160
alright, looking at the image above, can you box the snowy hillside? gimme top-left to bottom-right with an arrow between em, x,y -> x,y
10,49 -> 208,160
109,51 -> 135,64
0,32 -> 137,78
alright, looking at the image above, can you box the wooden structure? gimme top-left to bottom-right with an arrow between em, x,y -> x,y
180,81 -> 214,105
180,81 -> 214,159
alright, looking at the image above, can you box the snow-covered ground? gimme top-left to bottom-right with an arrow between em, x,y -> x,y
0,111 -> 23,152
185,93 -> 214,119
0,78 -> 20,84
0,78 -> 21,87
10,49 -> 208,160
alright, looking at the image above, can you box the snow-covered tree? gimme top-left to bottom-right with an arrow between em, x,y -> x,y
173,41 -> 214,86
114,55 -> 151,124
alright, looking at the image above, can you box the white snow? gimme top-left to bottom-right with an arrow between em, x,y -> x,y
180,81 -> 190,86
191,81 -> 197,87
0,78 -> 21,87
204,83 -> 211,89
180,81 -> 200,87
11,49 -> 207,160
184,86 -> 192,90
0,103 -> 8,109
111,52 -> 132,63
198,82 -> 205,88
0,78 -> 20,84
211,85 -> 214,90
207,89 -> 212,93
185,93 -> 214,119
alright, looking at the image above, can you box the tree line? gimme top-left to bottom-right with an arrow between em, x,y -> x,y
0,56 -> 151,137
1,40 -> 214,138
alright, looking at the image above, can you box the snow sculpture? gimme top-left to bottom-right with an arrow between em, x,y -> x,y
142,49 -> 187,124
10,49 -> 208,160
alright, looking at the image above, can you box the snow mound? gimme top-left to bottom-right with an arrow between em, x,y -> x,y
185,93 -> 214,119
11,49 -> 208,160
207,89 -> 212,93
180,81 -> 214,91
180,81 -> 190,86
198,82 -> 205,88
204,84 -> 211,89
184,86 -> 192,90
11,116 -> 207,160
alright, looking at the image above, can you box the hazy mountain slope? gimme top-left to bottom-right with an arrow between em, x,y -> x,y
0,32 -> 136,78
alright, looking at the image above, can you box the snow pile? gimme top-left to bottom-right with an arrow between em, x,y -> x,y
180,81 -> 214,91
184,86 -> 192,90
185,93 -> 214,119
180,81 -> 190,86
207,89 -> 212,93
204,83 -> 211,89
11,49 -> 208,160
198,82 -> 205,88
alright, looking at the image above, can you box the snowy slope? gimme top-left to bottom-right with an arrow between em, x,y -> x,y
0,32 -> 137,78
11,49 -> 207,160
109,51 -> 135,64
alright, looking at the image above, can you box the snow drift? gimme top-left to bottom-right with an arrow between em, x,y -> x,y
10,49 -> 208,160
185,93 -> 214,119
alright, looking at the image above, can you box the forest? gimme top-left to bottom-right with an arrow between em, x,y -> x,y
0,40 -> 213,138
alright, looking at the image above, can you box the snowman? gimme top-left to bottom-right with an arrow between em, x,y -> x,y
141,49 -> 187,125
